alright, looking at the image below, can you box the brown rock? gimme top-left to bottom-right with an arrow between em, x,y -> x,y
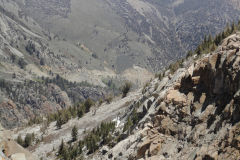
192,76 -> 200,85
208,53 -> 219,69
149,138 -> 162,156
199,105 -> 215,122
137,140 -> 151,159
199,93 -> 206,104
158,117 -> 177,136
166,90 -> 187,106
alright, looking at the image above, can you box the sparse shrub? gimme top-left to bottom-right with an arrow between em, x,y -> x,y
168,59 -> 184,74
18,58 -> 27,69
11,54 -> 16,63
25,41 -> 36,55
98,98 -> 104,106
92,53 -> 98,59
105,95 -> 113,104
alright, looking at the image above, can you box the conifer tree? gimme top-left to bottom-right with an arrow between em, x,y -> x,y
24,133 -> 33,147
56,118 -> 63,129
17,135 -> 24,147
84,98 -> 94,113
58,139 -> 66,156
72,125 -> 78,142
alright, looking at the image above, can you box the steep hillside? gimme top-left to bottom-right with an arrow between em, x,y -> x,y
1,1 -> 240,159
0,0 -> 154,129
98,32 -> 240,159
13,0 -> 240,71
0,0 -> 240,128
0,0 -> 108,129
4,32 -> 240,160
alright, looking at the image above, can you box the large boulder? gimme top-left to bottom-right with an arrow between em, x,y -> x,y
10,153 -> 26,160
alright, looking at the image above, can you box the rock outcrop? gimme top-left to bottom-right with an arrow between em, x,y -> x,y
93,33 -> 240,160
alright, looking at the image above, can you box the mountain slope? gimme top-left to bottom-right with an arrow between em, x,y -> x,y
1,0 -> 240,129
13,0 -> 240,71
101,32 -> 240,160
5,32 -> 240,160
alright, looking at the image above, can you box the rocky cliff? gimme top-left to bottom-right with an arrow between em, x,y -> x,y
90,32 -> 240,159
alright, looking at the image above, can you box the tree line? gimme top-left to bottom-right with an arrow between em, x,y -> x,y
58,121 -> 116,160
166,21 -> 240,75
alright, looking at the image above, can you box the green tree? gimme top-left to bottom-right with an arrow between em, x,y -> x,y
85,133 -> 99,154
196,45 -> 203,55
123,117 -> 133,132
231,22 -> 237,33
121,82 -> 132,98
186,50 -> 194,58
71,125 -> 78,142
17,135 -> 24,147
24,133 -> 33,147
211,43 -> 217,51
77,108 -> 84,118
56,118 -> 63,129
208,35 -> 213,43
84,98 -> 94,113
58,139 -> 67,156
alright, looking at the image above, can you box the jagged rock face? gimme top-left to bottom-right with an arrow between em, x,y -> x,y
138,33 -> 240,159
6,33 -> 240,160
99,33 -> 240,160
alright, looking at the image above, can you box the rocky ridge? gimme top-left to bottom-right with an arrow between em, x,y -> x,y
91,32 -> 240,159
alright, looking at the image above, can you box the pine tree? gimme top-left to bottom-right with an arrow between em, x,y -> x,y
123,117 -> 133,132
77,108 -> 84,118
211,43 -> 217,51
72,125 -> 78,142
17,135 -> 24,147
231,22 -> 237,33
56,118 -> 63,129
121,82 -> 132,98
24,133 -> 33,147
58,139 -> 66,156
208,35 -> 213,43
196,45 -> 203,55
78,141 -> 84,154
84,98 -> 94,113
226,23 -> 231,36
